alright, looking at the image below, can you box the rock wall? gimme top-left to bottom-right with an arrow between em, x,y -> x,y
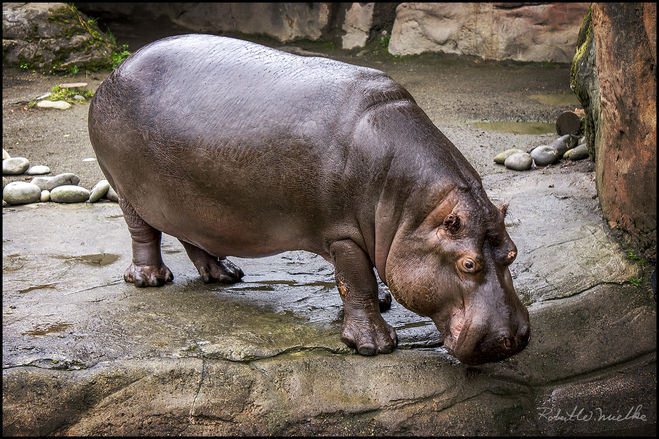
591,3 -> 656,258
74,2 -> 585,59
388,2 -> 590,62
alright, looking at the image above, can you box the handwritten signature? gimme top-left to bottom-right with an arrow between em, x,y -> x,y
537,405 -> 647,422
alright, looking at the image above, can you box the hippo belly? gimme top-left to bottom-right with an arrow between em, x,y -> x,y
88,34 -> 530,364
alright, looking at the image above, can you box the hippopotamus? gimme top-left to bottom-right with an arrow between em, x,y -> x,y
88,34 -> 530,365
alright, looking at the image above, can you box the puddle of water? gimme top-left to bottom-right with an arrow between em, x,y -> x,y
527,93 -> 580,106
52,253 -> 120,266
22,322 -> 72,336
472,121 -> 555,134
18,283 -> 57,294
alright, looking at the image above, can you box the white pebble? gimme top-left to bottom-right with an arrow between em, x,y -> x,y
40,190 -> 50,202
26,165 -> 51,175
36,100 -> 71,110
59,82 -> 88,88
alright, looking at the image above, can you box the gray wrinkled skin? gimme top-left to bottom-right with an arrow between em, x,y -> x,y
88,34 -> 529,365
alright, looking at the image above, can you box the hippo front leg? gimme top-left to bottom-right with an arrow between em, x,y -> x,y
118,197 -> 173,287
330,240 -> 398,355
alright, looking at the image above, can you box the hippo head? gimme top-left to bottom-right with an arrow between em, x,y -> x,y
385,186 -> 530,365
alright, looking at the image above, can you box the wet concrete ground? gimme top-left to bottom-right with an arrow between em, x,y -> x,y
3,34 -> 657,435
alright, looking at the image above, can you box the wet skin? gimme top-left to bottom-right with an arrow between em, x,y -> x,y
88,34 -> 530,365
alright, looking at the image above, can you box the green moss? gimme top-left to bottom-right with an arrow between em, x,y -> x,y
570,5 -> 593,89
626,251 -> 647,267
47,84 -> 94,103
628,277 -> 643,287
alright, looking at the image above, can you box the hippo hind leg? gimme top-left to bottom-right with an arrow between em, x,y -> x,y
118,197 -> 174,287
180,240 -> 244,283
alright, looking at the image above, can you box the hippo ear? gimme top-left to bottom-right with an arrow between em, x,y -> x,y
498,202 -> 509,217
443,213 -> 461,234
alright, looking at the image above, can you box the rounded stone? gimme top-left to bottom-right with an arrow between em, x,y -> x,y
31,173 -> 81,191
88,180 -> 110,203
549,134 -> 578,157
568,143 -> 589,161
40,190 -> 50,202
105,186 -> 118,202
494,148 -> 524,164
26,165 -> 51,175
36,100 -> 72,110
3,157 -> 30,175
50,185 -> 91,203
3,177 -> 7,189
504,152 -> 533,171
2,149 -> 10,159
3,181 -> 41,205
531,145 -> 559,166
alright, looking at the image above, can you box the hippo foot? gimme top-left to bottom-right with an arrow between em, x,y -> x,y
196,257 -> 244,284
341,312 -> 398,356
124,263 -> 174,287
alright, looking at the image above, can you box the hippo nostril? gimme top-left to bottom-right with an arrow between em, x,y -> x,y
502,336 -> 513,350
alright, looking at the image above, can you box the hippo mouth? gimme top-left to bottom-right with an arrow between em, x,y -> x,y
441,307 -> 470,354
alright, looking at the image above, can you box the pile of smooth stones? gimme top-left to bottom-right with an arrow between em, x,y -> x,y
2,149 -> 117,207
494,133 -> 588,171
494,110 -> 589,171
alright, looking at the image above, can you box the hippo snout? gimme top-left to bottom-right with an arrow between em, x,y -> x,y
457,318 -> 530,366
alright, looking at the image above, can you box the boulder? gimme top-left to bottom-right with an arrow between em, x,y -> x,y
388,3 -> 590,62
2,2 -> 117,72
571,3 -> 656,258
341,3 -> 375,49
77,3 -> 332,44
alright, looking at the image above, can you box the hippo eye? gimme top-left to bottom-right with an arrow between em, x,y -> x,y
460,257 -> 478,273
444,213 -> 461,234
